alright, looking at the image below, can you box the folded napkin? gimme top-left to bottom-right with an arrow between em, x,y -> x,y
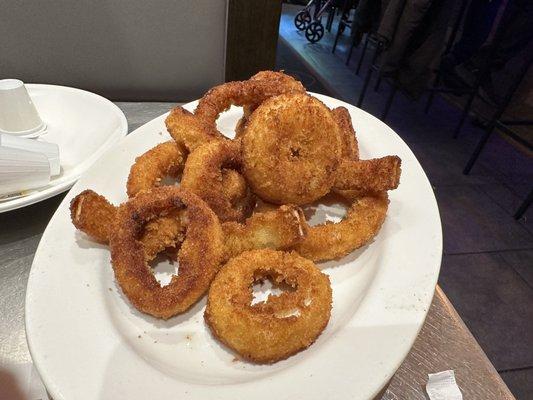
426,370 -> 463,400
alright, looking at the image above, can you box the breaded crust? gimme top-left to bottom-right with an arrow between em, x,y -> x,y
70,190 -> 185,261
70,190 -> 116,244
292,193 -> 389,261
332,106 -> 358,160
205,249 -> 332,363
126,141 -> 187,198
333,156 -> 402,192
70,190 -> 307,263
195,71 -> 305,127
235,71 -> 307,138
242,93 -> 343,205
332,106 -> 363,199
165,106 -> 223,152
110,187 -> 224,319
223,205 -> 307,260
181,140 -> 255,222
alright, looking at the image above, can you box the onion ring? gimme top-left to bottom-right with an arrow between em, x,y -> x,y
70,191 -> 306,262
126,141 -> 187,198
71,190 -> 185,260
329,108 -> 401,194
110,187 -> 224,319
70,190 -> 117,244
333,106 -> 358,161
168,72 -> 304,150
333,156 -> 402,193
205,249 -> 332,363
195,72 -> 305,129
181,140 -> 255,222
223,205 -> 307,260
165,106 -> 223,152
235,71 -> 306,138
242,92 -> 342,205
292,192 -> 389,261
332,106 -> 363,199
282,106 -> 391,261
332,106 -> 366,199
126,140 -> 250,213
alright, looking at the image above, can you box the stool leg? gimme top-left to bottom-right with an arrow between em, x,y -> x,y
425,90 -> 436,114
346,39 -> 355,65
463,126 -> 493,174
463,56 -> 532,174
355,34 -> 369,75
514,189 -> 533,220
357,66 -> 374,107
358,38 -> 381,107
454,90 -> 475,138
332,24 -> 342,53
326,6 -> 334,31
381,85 -> 397,121
425,73 -> 440,114
374,76 -> 382,92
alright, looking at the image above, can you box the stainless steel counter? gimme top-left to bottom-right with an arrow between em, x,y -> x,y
0,102 -> 514,399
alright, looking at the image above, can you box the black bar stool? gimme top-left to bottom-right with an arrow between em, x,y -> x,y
462,55 -> 533,219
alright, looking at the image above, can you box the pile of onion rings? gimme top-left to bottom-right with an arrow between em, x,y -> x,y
70,189 -> 306,264
69,70 -> 402,363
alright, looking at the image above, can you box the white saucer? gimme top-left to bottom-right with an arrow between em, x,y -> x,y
0,84 -> 128,212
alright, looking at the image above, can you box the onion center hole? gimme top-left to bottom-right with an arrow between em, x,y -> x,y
302,192 -> 349,227
290,147 -> 301,158
149,253 -> 179,287
215,105 -> 243,139
159,175 -> 180,187
251,276 -> 296,306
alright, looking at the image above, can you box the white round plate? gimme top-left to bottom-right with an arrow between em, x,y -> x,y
0,84 -> 128,212
26,93 -> 442,400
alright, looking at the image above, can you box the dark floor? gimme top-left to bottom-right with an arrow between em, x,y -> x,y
277,4 -> 533,399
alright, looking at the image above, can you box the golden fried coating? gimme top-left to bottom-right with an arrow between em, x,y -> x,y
221,169 -> 249,206
332,106 -> 364,199
223,205 -> 307,260
181,140 -> 255,222
110,187 -> 224,319
249,70 -> 305,93
333,156 -> 402,192
292,193 -> 389,261
70,190 -> 116,244
195,72 -> 305,128
70,190 -> 184,261
242,93 -> 342,205
235,71 -> 307,138
69,69 -> 406,364
126,141 -> 187,198
71,190 -> 305,267
205,249 -> 332,363
139,210 -> 185,260
333,106 -> 358,160
234,117 -> 248,140
165,106 -> 223,152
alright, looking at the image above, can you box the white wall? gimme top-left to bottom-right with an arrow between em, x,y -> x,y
0,0 -> 227,101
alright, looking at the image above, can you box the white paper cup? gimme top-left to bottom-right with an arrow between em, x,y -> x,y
0,134 -> 60,176
0,146 -> 51,196
0,79 -> 46,137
